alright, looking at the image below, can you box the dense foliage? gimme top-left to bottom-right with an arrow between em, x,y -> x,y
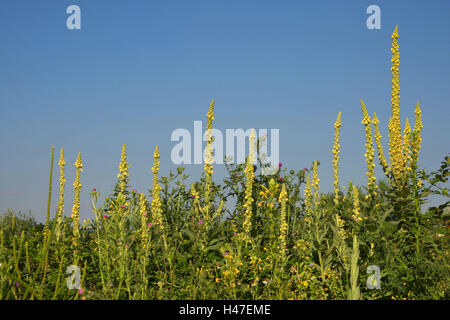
0,26 -> 448,300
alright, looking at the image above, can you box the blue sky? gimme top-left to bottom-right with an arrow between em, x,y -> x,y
0,0 -> 449,222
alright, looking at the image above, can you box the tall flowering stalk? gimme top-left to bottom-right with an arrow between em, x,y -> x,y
332,112 -> 342,203
278,184 -> 288,261
151,146 -> 163,232
403,118 -> 412,173
139,192 -> 149,298
139,193 -> 149,250
117,144 -> 130,194
54,148 -> 67,242
242,129 -> 256,244
72,152 -> 83,260
351,185 -> 362,222
312,160 -> 320,209
388,25 -> 404,182
56,148 -> 66,223
372,112 -> 390,175
360,100 -> 376,191
411,102 -> 423,167
304,173 -> 312,223
203,100 -> 215,220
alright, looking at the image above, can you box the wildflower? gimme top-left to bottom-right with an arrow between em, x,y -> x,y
215,278 -> 221,283
15,282 -> 19,288
233,232 -> 237,236
411,102 -> 423,166
388,26 -> 404,182
361,101 -> 376,191
132,189 -> 137,193
151,146 -> 163,229
55,148 -> 66,241
71,152 -> 83,242
351,185 -> 362,222
78,288 -> 84,295
278,177 -> 283,182
233,173 -> 238,178
242,129 -> 256,244
372,113 -> 390,176
403,118 -> 412,172
139,193 -> 149,249
92,188 -> 96,192
103,214 -> 109,219
204,100 -> 215,218
279,184 -> 288,259
278,162 -> 282,167
224,251 -> 229,256
120,205 -> 125,209
148,223 -> 153,227
117,144 -> 130,194
198,220 -> 204,225
304,173 -> 313,224
331,112 -> 343,203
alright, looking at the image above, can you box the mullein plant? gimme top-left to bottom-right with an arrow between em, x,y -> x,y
151,145 -> 171,296
242,128 -> 256,246
203,100 -> 215,222
278,184 -> 288,267
360,101 -> 377,195
332,112 -> 342,204
55,148 -> 66,242
71,152 -> 83,265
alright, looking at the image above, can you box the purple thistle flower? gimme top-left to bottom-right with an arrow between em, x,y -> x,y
78,288 -> 84,295
120,205 -> 125,209
278,162 -> 282,167
103,214 -> 109,219
224,251 -> 229,256
15,282 -> 19,288
198,220 -> 204,225
92,188 -> 96,192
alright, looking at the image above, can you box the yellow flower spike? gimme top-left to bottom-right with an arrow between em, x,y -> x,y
403,117 -> 412,172
204,99 -> 215,219
372,112 -> 390,175
304,172 -> 313,225
411,102 -> 423,166
118,144 -> 130,194
242,128 -> 256,244
388,26 -> 404,182
56,148 -> 66,223
71,152 -> 83,249
335,213 -> 346,241
360,100 -> 376,191
139,193 -> 149,250
332,112 -> 342,202
151,145 -> 163,229
279,184 -> 288,259
312,160 -> 320,209
351,185 -> 361,222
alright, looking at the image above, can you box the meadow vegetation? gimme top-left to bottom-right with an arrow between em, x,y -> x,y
0,26 -> 448,300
